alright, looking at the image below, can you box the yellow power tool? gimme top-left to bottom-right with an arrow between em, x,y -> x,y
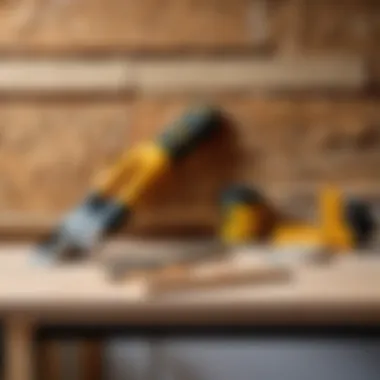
33,106 -> 224,265
219,185 -> 274,245
273,186 -> 376,252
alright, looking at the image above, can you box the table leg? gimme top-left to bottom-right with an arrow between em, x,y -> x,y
37,340 -> 61,380
4,316 -> 34,380
79,340 -> 104,380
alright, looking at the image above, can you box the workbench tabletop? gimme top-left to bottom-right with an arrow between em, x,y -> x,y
0,243 -> 379,324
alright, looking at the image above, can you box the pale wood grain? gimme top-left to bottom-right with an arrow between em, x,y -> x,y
144,259 -> 291,296
0,243 -> 379,325
0,56 -> 365,94
0,59 -> 131,94
136,56 -> 366,93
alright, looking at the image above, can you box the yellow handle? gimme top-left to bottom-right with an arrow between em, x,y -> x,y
95,148 -> 140,198
111,143 -> 171,207
320,185 -> 353,251
220,205 -> 258,244
273,224 -> 323,246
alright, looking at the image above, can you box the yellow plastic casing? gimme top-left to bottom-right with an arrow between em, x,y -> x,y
95,142 -> 171,207
272,224 -> 323,247
220,204 -> 261,245
319,185 -> 353,251
272,186 -> 354,252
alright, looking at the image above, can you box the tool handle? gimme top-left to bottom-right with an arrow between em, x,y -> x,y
94,106 -> 221,198
112,143 -> 170,207
94,148 -> 141,198
157,105 -> 222,160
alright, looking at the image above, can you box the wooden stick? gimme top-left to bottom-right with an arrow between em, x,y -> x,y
139,260 -> 291,296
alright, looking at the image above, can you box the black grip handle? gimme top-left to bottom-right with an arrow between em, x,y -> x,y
157,105 -> 223,160
220,185 -> 264,209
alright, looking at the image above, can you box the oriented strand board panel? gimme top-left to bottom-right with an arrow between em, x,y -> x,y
300,0 -> 379,53
0,0 -> 270,51
0,100 -> 131,213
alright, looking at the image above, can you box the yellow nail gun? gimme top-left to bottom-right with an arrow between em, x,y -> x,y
219,184 -> 275,245
272,186 -> 376,252
33,106 -> 224,265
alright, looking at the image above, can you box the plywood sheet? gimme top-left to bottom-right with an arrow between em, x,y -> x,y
301,0 -> 379,53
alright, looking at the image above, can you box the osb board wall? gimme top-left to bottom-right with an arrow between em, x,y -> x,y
0,100 -> 131,211
0,0 -> 379,237
0,0 -> 270,51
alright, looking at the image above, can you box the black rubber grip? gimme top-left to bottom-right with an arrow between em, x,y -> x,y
345,199 -> 376,248
102,202 -> 132,233
220,185 -> 264,208
85,192 -> 111,211
157,105 -> 223,160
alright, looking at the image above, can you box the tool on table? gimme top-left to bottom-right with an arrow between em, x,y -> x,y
105,185 -> 267,281
104,184 -> 290,294
32,106 -> 224,265
219,184 -> 275,245
272,186 -> 376,252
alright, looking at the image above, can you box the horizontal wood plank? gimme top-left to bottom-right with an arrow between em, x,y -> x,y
0,59 -> 131,94
0,56 -> 366,94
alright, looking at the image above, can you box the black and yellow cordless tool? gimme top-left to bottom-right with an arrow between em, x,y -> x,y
219,184 -> 376,252
33,106 -> 224,265
272,186 -> 376,252
219,184 -> 274,245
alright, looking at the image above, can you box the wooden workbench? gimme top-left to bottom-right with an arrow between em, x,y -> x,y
1,243 -> 380,380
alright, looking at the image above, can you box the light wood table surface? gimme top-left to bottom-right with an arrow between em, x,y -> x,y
1,243 -> 380,380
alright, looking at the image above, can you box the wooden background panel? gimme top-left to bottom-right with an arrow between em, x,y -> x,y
300,0 -> 379,53
0,100 -> 131,213
0,0 -> 270,51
